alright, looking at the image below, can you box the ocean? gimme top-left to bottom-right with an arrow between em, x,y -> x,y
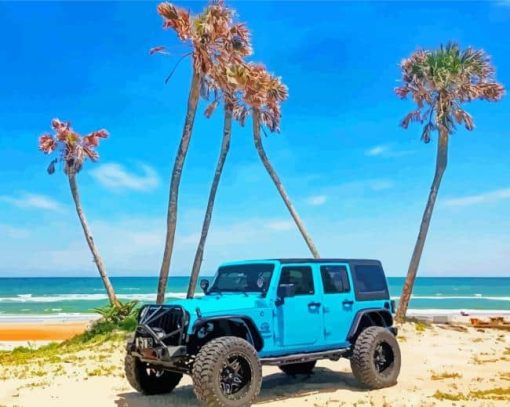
0,277 -> 509,319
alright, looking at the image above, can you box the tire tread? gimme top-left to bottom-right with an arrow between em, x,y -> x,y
124,354 -> 182,395
350,326 -> 401,389
192,336 -> 262,407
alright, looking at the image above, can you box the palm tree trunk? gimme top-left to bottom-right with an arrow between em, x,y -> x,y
395,129 -> 449,323
68,173 -> 119,307
157,71 -> 201,304
187,105 -> 233,298
252,109 -> 320,258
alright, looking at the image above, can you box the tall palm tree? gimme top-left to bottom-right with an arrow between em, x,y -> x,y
394,43 -> 504,322
39,119 -> 119,307
186,63 -> 252,299
155,1 -> 250,303
187,103 -> 232,299
237,63 -> 321,258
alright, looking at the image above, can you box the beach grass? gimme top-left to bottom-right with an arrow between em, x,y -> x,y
430,371 -> 462,380
433,387 -> 510,401
0,317 -> 134,369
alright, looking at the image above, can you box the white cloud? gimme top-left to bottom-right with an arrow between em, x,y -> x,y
264,220 -> 295,231
306,195 -> 327,206
0,224 -> 31,239
365,144 -> 414,158
0,193 -> 63,211
90,163 -> 159,192
366,145 -> 390,157
368,179 -> 394,191
444,188 -> 510,207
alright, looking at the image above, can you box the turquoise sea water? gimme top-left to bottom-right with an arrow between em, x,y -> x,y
0,277 -> 509,317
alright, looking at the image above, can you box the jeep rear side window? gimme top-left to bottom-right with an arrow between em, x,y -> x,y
352,264 -> 389,300
279,266 -> 314,295
320,265 -> 350,294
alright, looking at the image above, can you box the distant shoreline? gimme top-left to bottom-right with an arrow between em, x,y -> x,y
1,309 -> 509,352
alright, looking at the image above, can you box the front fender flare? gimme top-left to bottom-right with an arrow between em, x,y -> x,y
191,315 -> 264,351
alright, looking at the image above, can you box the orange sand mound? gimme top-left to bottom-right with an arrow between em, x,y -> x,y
0,322 -> 88,341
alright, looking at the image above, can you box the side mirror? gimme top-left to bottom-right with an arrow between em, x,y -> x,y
200,279 -> 210,293
276,283 -> 295,305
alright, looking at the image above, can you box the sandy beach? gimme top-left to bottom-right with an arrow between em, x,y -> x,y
0,322 -> 89,341
1,320 -> 509,406
0,315 -> 97,351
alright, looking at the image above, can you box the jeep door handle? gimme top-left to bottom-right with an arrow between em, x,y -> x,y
342,300 -> 354,306
308,302 -> 321,308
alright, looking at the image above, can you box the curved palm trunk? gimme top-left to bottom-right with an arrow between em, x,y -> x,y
252,109 -> 320,258
187,105 -> 233,298
395,129 -> 449,323
68,173 -> 119,307
157,71 -> 201,304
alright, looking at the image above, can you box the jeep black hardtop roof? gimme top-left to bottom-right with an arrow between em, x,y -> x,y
263,258 -> 382,265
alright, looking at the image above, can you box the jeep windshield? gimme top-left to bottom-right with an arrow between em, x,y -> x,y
208,263 -> 274,294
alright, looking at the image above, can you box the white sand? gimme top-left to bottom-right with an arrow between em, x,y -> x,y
1,322 -> 509,406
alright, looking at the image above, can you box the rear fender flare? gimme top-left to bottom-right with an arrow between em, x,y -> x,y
347,308 -> 393,342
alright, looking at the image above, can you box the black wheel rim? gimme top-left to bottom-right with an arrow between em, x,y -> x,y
219,353 -> 252,399
373,341 -> 394,374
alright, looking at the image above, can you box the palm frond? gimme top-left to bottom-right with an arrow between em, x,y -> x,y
395,42 -> 504,141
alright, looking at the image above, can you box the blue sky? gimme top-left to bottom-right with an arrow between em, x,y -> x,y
0,1 -> 509,277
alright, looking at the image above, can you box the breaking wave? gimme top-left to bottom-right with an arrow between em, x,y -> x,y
0,292 -> 196,303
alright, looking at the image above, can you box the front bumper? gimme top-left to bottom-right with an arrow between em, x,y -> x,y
127,305 -> 190,369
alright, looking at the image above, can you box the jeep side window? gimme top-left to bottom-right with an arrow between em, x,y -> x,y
354,265 -> 387,293
352,264 -> 389,300
279,266 -> 314,295
320,265 -> 350,294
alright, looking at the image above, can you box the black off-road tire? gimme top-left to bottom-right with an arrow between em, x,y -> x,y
192,336 -> 262,407
124,354 -> 183,395
350,326 -> 401,389
279,361 -> 316,375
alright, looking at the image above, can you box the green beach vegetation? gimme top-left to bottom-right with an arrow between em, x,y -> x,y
0,321 -> 132,376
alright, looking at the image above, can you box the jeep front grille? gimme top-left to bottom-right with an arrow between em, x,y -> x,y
137,305 -> 188,347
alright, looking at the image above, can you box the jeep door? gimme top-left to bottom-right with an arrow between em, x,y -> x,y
276,264 -> 323,347
320,263 -> 355,345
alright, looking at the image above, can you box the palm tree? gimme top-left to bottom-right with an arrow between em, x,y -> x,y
237,63 -> 321,258
155,1 -> 251,303
39,119 -> 119,307
394,43 -> 504,322
186,67 -> 252,299
186,103 -> 232,299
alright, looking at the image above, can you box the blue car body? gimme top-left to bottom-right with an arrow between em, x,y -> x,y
148,258 -> 394,359
126,258 -> 399,405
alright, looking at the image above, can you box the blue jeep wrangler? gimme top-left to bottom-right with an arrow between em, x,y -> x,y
125,259 -> 401,406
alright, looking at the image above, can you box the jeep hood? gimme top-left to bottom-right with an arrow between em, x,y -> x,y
166,294 -> 269,318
